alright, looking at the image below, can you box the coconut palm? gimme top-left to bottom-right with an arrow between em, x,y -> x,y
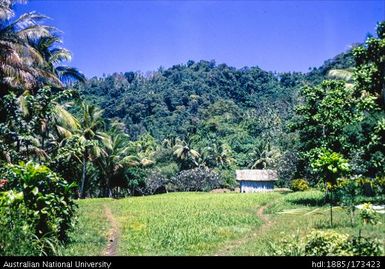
0,1 -> 58,94
250,140 -> 281,169
28,35 -> 85,86
202,142 -> 234,168
97,122 -> 154,197
173,139 -> 200,169
77,102 -> 110,198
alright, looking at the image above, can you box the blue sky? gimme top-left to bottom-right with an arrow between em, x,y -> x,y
16,1 -> 385,78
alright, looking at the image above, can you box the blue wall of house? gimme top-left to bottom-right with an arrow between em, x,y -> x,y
239,181 -> 274,193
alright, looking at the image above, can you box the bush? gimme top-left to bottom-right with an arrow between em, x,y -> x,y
0,162 -> 77,243
0,195 -> 61,256
270,229 -> 384,256
157,162 -> 179,178
359,203 -> 380,225
170,167 -> 222,192
373,176 -> 385,195
216,168 -> 237,189
290,179 -> 310,192
304,230 -> 349,256
345,235 -> 384,256
142,171 -> 168,195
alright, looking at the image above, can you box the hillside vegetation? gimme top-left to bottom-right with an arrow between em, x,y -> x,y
0,0 -> 384,256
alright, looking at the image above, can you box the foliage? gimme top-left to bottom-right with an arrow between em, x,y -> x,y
170,167 -> 222,192
335,178 -> 361,226
304,230 -> 350,256
311,148 -> 350,187
271,229 -> 384,256
345,235 -> 384,256
290,179 -> 310,192
0,202 -> 61,256
0,162 -> 77,242
141,171 -> 168,195
359,203 -> 380,226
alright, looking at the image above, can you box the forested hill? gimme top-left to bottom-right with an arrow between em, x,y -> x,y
77,50 -> 354,140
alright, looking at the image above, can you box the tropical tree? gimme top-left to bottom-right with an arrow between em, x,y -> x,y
311,148 -> 350,226
96,122 -> 154,197
77,102 -> 110,198
249,140 -> 281,169
28,35 -> 85,86
0,0 -> 59,95
201,142 -> 234,168
173,139 -> 200,169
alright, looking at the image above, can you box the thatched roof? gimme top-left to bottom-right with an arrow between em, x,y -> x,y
236,169 -> 278,182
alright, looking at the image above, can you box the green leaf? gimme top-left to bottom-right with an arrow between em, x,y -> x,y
32,187 -> 39,196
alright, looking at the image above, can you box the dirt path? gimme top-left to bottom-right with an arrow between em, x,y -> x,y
214,204 -> 273,256
103,205 -> 120,256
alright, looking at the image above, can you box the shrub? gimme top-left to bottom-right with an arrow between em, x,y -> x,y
158,162 -> 179,178
359,203 -> 380,225
269,231 -> 305,256
345,235 -> 384,256
141,171 -> 168,195
0,193 -> 61,256
290,179 -> 310,192
0,162 -> 77,243
170,167 -> 222,192
216,168 -> 237,189
270,229 -> 384,256
304,230 -> 349,256
373,176 -> 385,195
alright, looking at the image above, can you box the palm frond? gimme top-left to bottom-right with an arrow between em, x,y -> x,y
53,104 -> 80,130
55,66 -> 86,84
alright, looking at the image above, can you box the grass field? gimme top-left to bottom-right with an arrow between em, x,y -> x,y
61,190 -> 385,256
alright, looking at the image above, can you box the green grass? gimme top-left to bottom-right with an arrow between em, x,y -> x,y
60,199 -> 111,256
62,191 -> 385,256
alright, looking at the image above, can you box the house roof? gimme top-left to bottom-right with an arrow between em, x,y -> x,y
236,169 -> 278,182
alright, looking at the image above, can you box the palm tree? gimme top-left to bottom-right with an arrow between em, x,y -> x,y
202,142 -> 234,168
249,140 -> 281,169
0,1 -> 85,95
97,122 -> 154,197
77,102 -> 110,198
28,35 -> 85,87
0,1 -> 57,95
173,139 -> 200,169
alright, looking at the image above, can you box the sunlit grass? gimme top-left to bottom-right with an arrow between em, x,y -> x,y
62,191 -> 385,256
60,199 -> 112,256
111,192 -> 280,255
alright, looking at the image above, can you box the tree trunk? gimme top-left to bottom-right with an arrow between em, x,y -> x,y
80,152 -> 87,199
330,190 -> 333,227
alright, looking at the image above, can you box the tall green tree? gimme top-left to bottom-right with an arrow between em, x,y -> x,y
77,103 -> 110,198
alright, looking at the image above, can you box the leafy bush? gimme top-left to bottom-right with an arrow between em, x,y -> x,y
359,203 -> 380,225
216,168 -> 237,189
345,235 -> 384,256
304,230 -> 349,256
170,167 -> 222,192
142,171 -> 168,195
290,179 -> 310,192
0,162 -> 77,243
269,231 -> 304,256
157,162 -> 179,178
0,195 -> 61,256
270,229 -> 384,256
373,176 -> 385,195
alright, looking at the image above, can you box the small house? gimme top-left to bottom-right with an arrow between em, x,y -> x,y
236,169 -> 277,193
